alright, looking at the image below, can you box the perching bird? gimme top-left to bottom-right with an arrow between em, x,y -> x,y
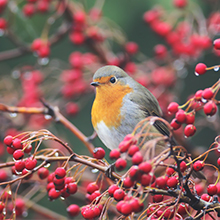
91,65 -> 170,151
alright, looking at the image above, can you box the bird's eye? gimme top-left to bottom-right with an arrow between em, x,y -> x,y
110,77 -> 116,84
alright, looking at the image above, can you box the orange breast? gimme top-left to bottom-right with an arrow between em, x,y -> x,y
91,81 -> 133,129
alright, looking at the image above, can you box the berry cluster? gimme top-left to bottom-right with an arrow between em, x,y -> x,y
22,0 -> 52,17
143,2 -> 212,59
31,38 -> 50,58
168,69 -> 219,137
47,168 -> 78,201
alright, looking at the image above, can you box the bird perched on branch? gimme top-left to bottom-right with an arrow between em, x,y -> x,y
91,65 -> 170,151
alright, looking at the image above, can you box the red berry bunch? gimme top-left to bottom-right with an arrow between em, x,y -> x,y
22,0 -> 51,17
143,6 -> 211,59
168,75 -> 220,137
81,204 -> 103,219
47,168 -> 78,200
31,38 -> 50,58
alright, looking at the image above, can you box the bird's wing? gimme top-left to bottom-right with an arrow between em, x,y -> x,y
129,84 -> 170,137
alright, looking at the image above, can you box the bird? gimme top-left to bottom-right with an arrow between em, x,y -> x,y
91,65 -> 170,151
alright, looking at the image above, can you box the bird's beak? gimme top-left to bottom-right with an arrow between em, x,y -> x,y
91,81 -> 100,87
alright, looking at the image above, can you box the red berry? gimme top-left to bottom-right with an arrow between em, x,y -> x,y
86,182 -> 99,194
53,176 -> 65,186
195,90 -> 203,100
66,182 -> 78,194
124,62 -> 136,74
175,109 -> 186,124
113,189 -> 125,201
46,182 -> 55,192
202,88 -> 214,100
128,145 -> 139,157
180,161 -> 187,172
115,158 -> 127,171
65,177 -> 75,184
170,118 -> 181,130
167,176 -> 178,188
23,144 -> 32,154
184,124 -> 196,137
178,203 -> 189,215
0,0 -> 7,8
143,10 -> 159,24
0,170 -> 7,182
22,168 -> 33,180
207,184 -> 217,196
166,31 -> 179,45
12,138 -> 23,149
81,206 -> 95,219
123,134 -> 136,143
195,184 -> 205,196
130,198 -> 144,213
193,160 -> 204,171
123,177 -> 134,188
132,151 -> 143,165
138,162 -> 152,174
163,209 -> 174,219
93,205 -> 101,218
154,44 -> 167,59
48,188 -> 61,200
166,167 -> 175,176
67,204 -> 80,217
109,149 -> 120,160
15,160 -> 25,172
23,3 -> 35,17
4,135 -> 13,146
156,176 -> 167,189
38,167 -> 49,179
89,190 -> 101,202
69,31 -> 85,45
141,174 -> 152,186
201,193 -> 211,201
153,194 -> 163,202
37,44 -> 50,58
167,102 -> 179,115
93,147 -> 105,159
73,11 -> 86,24
195,63 -> 207,75
47,173 -> 55,183
31,38 -> 43,51
214,38 -> 220,50
153,21 -> 172,37
173,0 -> 188,8
125,42 -> 139,55
116,200 -> 125,213
55,167 -> 66,179
7,146 -> 15,155
108,184 -> 119,197
37,0 -> 49,13
120,202 -> 133,216
185,112 -> 195,124
129,165 -> 141,181
13,150 -> 24,160
118,140 -> 131,153
25,158 -> 37,170
203,101 -> 217,116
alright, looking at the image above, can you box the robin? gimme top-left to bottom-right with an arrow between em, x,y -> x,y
91,65 -> 169,151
